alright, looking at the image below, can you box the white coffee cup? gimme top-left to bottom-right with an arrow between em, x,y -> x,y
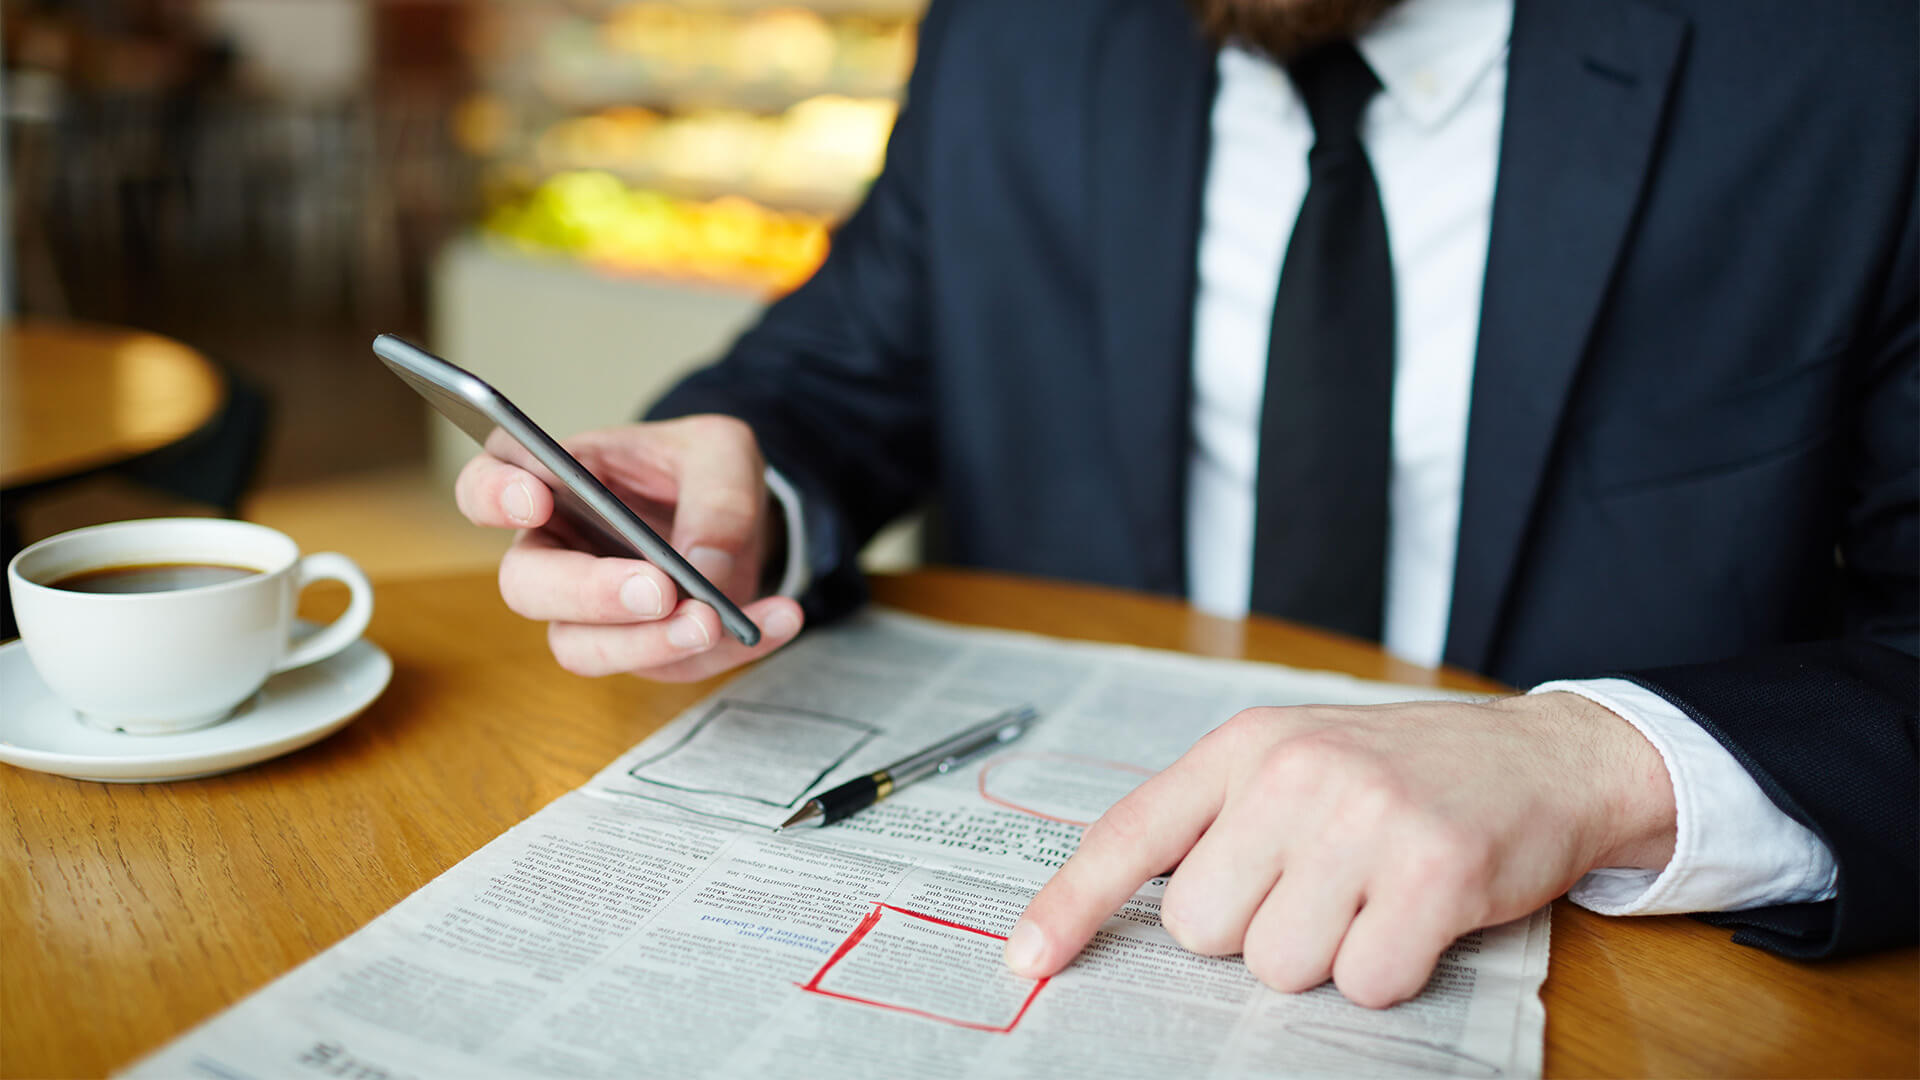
8,518 -> 374,734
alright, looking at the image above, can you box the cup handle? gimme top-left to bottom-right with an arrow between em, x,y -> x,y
273,552 -> 375,674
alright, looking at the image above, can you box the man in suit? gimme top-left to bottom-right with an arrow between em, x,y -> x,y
455,0 -> 1917,1007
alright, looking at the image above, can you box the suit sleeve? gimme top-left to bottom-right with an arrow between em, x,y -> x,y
1616,169 -> 1919,959
645,1 -> 958,625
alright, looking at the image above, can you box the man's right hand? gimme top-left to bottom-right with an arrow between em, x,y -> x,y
453,415 -> 805,683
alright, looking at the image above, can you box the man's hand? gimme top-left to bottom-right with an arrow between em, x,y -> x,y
1004,693 -> 1676,1007
453,415 -> 804,683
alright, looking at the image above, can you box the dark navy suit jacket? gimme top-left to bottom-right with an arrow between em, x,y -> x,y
654,0 -> 1919,958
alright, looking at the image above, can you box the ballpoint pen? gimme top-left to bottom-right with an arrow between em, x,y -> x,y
777,705 -> 1040,829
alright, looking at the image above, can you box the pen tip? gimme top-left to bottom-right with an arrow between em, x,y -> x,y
779,803 -> 822,830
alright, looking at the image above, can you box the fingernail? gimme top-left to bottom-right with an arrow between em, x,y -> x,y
765,607 -> 801,638
1004,920 -> 1046,975
619,574 -> 664,617
667,615 -> 711,651
504,479 -> 534,525
687,546 -> 734,586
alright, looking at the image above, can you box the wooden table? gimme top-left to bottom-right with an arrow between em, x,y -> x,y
4,569 -> 1914,1078
0,321 -> 225,491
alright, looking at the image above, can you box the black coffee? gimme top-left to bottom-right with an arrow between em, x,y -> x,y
49,562 -> 261,594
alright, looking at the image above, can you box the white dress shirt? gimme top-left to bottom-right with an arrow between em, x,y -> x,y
1184,0 -> 1836,914
771,0 -> 1838,918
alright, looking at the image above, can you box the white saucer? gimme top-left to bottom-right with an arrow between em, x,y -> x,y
0,621 -> 392,782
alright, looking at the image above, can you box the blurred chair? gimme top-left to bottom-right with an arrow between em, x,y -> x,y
113,370 -> 271,517
6,60 -> 71,315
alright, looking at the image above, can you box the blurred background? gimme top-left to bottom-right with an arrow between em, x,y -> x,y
2,0 -> 921,584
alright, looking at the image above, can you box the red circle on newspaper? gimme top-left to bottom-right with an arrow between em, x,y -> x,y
976,752 -> 1155,826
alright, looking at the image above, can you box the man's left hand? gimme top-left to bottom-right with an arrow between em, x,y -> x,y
1004,692 -> 1677,1008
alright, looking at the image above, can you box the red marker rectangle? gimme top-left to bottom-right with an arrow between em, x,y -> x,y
798,903 -> 1050,1034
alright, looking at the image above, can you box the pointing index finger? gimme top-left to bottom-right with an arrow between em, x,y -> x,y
1005,751 -> 1226,979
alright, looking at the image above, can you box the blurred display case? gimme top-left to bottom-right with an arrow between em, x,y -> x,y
456,0 -> 919,292
429,0 -> 922,511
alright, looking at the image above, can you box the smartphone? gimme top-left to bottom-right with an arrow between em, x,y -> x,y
372,334 -> 761,646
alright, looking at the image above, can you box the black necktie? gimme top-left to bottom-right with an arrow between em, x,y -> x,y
1249,42 -> 1393,640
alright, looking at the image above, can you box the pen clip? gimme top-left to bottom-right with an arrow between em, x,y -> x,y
931,710 -> 1033,775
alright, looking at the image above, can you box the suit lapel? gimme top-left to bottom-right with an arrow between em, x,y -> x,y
1445,0 -> 1689,672
1089,0 -> 1217,594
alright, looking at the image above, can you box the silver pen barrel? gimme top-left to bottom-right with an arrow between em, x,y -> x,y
887,705 -> 1039,786
776,705 -> 1039,830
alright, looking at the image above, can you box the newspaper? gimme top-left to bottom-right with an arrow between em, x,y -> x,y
128,610 -> 1550,1080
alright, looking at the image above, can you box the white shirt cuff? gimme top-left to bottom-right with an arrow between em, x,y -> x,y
1531,678 -> 1838,916
762,465 -> 811,601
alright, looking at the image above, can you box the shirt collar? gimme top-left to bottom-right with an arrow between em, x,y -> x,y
1356,0 -> 1513,131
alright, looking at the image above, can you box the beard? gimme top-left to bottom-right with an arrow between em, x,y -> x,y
1187,0 -> 1406,61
